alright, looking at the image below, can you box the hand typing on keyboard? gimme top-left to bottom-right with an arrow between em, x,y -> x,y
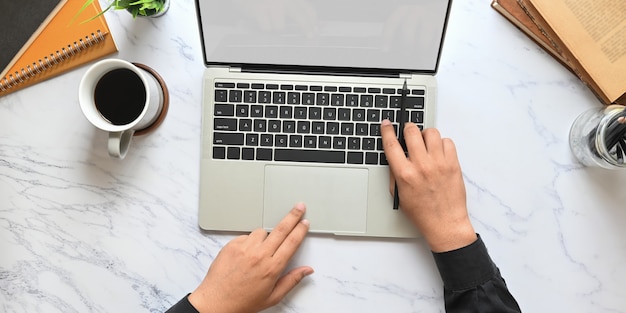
380,119 -> 477,253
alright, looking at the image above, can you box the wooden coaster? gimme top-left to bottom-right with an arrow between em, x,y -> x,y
133,62 -> 169,136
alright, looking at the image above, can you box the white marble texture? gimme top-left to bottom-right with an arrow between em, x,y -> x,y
1,0 -> 626,312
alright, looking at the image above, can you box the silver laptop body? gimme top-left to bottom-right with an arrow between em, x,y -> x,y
195,0 -> 452,238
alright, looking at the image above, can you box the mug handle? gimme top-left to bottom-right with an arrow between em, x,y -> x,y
108,130 -> 135,159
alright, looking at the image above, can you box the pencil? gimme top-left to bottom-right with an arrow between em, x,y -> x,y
393,80 -> 408,210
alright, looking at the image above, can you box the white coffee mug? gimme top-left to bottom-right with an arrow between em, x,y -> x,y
79,59 -> 163,159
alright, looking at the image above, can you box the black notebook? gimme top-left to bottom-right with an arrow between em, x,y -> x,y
0,0 -> 66,78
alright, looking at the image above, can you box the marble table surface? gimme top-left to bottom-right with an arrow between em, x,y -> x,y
2,1 -> 626,312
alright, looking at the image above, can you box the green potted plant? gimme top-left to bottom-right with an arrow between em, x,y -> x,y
79,0 -> 170,19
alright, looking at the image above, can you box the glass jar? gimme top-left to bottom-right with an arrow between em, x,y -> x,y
569,105 -> 626,169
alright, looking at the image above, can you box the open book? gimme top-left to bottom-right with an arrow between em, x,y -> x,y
493,0 -> 626,105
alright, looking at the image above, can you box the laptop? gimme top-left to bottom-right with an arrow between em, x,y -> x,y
194,0 -> 452,238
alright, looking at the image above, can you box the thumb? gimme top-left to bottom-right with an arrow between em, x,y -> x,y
268,266 -> 314,305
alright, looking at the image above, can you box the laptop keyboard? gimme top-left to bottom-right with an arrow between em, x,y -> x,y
211,81 -> 426,165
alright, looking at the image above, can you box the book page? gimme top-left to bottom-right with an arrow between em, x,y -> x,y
528,0 -> 626,104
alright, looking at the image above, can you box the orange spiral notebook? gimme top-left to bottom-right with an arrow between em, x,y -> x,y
0,0 -> 118,97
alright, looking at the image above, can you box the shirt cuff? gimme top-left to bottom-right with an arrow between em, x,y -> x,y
431,234 -> 496,291
165,294 -> 200,313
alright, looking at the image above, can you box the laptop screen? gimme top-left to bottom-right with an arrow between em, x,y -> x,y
196,0 -> 452,74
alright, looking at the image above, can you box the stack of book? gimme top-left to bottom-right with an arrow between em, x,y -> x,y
492,0 -> 626,106
0,0 -> 118,97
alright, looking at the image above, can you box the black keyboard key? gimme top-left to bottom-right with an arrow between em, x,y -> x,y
283,121 -> 296,133
289,135 -> 303,147
339,86 -> 352,92
331,94 -> 344,106
250,105 -> 263,117
287,92 -> 300,104
367,109 -> 381,122
370,124 -> 381,137
254,119 -> 267,132
258,91 -> 271,103
268,120 -> 281,132
246,133 -> 259,146
338,108 -> 351,121
242,148 -> 254,160
310,85 -> 323,91
295,85 -> 308,91
341,123 -> 354,135
215,104 -> 234,116
316,93 -> 330,106
276,135 -> 288,147
327,122 -> 340,135
363,138 -> 376,150
380,152 -> 389,165
368,87 -> 381,93
214,132 -> 244,145
280,106 -> 293,118
376,138 -> 383,150
375,95 -> 388,108
213,146 -> 226,159
308,107 -> 322,120
236,104 -> 249,117
346,94 -> 359,107
353,109 -> 366,121
412,89 -> 425,95
354,87 -> 366,93
347,152 -> 364,164
381,110 -> 394,122
390,96 -> 402,108
411,111 -> 424,123
227,147 -> 240,159
281,84 -> 294,90
396,110 -> 409,123
302,93 -> 315,105
356,123 -> 368,136
348,137 -> 361,150
261,134 -> 273,146
304,136 -> 317,148
273,91 -> 286,104
266,84 -> 279,90
294,107 -> 307,119
215,89 -> 228,102
323,108 -> 337,120
257,148 -> 273,161
265,106 -> 279,118
319,136 -> 332,148
360,95 -> 373,107
383,88 -> 396,94
214,118 -> 237,131
324,86 -> 337,92
365,152 -> 378,165
236,83 -> 250,89
333,137 -> 346,149
229,90 -> 242,102
244,90 -> 257,103
297,121 -> 311,133
312,122 -> 325,134
407,96 -> 425,109
215,82 -> 235,88
251,83 -> 264,89
275,149 -> 345,164
239,119 -> 252,131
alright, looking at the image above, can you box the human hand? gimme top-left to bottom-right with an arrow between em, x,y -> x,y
381,120 -> 477,252
188,203 -> 313,313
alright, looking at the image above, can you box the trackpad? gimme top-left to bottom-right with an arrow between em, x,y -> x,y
263,165 -> 368,234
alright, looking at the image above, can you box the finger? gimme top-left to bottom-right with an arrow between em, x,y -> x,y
267,266 -> 314,307
247,228 -> 269,245
381,119 -> 411,173
263,203 -> 306,253
402,122 -> 427,157
272,219 -> 310,264
442,138 -> 461,165
421,128 -> 444,158
388,170 -> 396,197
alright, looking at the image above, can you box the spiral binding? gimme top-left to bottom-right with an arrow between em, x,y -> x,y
0,30 -> 106,92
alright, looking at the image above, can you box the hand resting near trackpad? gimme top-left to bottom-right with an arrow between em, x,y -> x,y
263,165 -> 368,234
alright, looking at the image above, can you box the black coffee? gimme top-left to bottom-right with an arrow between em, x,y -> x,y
94,68 -> 146,125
